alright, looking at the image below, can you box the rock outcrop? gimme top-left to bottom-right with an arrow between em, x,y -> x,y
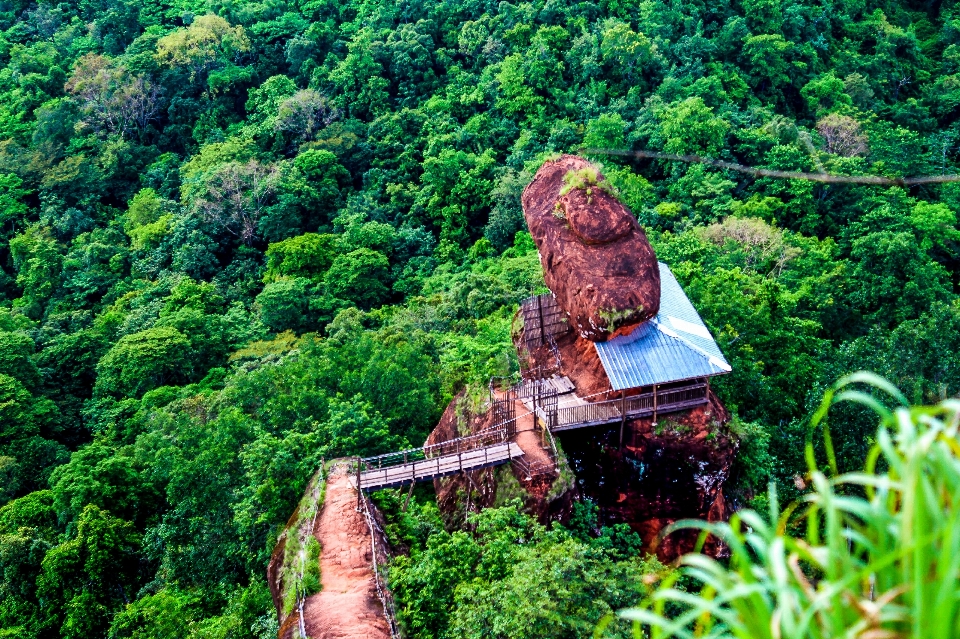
521,154 -> 660,342
428,391 -> 575,526
427,154 -> 736,561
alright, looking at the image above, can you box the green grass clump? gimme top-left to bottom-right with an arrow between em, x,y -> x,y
280,468 -> 326,616
559,166 -> 619,201
598,306 -> 640,328
300,537 -> 322,594
614,372 -> 960,639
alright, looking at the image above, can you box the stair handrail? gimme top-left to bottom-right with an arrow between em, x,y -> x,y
356,485 -> 402,639
360,425 -> 518,471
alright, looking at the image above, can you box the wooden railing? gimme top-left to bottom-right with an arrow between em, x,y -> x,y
356,488 -> 402,639
551,383 -> 709,430
360,427 -> 512,471
357,439 -> 520,490
489,376 -> 559,429
552,401 -> 620,428
501,374 -> 710,433
489,377 -> 519,428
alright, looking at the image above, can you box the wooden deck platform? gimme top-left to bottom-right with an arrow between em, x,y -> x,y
520,376 -> 710,432
355,442 -> 523,490
550,397 -> 708,431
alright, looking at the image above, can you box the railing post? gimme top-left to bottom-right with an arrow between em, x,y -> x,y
356,459 -> 362,508
619,392 -> 627,450
653,383 -> 658,424
533,382 -> 538,420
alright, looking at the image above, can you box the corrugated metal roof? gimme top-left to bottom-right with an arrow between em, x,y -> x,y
594,262 -> 731,390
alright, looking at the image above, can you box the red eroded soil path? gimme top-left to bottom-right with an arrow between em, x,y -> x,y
512,400 -> 553,468
509,399 -> 562,499
300,462 -> 390,639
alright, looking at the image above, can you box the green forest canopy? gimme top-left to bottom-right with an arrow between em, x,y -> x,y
1,0 -> 959,636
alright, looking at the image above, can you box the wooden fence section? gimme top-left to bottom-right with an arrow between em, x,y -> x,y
356,442 -> 523,490
489,375 -> 569,429
521,294 -> 571,350
549,383 -> 709,431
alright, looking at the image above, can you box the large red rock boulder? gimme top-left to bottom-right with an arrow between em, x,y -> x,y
522,155 -> 660,342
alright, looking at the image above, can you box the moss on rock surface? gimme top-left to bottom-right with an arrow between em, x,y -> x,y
270,467 -> 326,621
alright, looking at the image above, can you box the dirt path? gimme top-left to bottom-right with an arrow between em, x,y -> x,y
512,400 -> 553,468
300,462 -> 390,639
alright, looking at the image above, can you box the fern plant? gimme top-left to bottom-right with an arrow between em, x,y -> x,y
610,372 -> 960,639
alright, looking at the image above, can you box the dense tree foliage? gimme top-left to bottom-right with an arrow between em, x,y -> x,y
378,495 -> 662,639
1,0 -> 959,635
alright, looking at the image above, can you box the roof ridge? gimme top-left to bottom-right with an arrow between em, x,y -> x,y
652,318 -> 732,372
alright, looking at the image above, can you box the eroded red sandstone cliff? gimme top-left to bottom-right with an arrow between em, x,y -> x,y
428,391 -> 574,526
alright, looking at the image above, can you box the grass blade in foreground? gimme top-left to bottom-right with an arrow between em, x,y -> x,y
617,374 -> 960,639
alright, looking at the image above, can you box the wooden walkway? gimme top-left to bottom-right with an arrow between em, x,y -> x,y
549,397 -> 708,431
354,442 -> 523,490
353,377 -> 710,493
521,376 -> 710,432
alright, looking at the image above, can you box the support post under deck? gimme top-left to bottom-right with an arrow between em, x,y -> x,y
653,384 -> 658,424
402,480 -> 415,511
618,392 -> 627,450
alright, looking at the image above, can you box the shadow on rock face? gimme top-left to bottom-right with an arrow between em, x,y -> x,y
557,397 -> 736,561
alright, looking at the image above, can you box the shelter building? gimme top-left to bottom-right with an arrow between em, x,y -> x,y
513,261 -> 730,431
